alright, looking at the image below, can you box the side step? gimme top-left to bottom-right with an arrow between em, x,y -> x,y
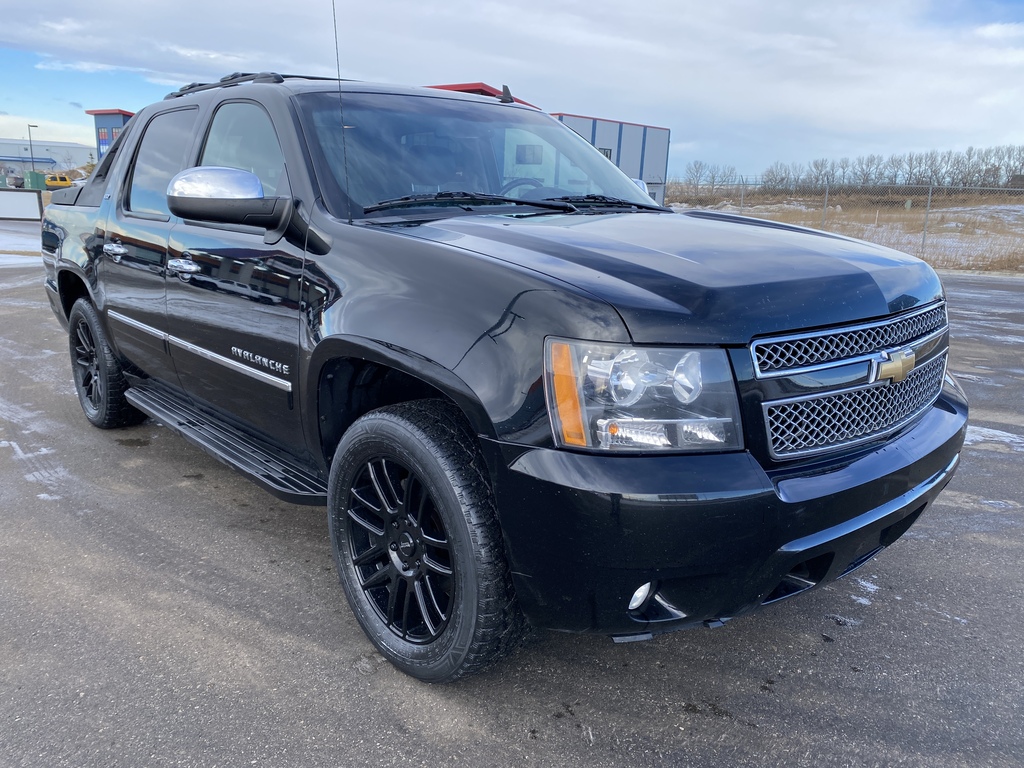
125,383 -> 327,505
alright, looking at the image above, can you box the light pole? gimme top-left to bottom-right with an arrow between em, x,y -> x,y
27,124 -> 38,173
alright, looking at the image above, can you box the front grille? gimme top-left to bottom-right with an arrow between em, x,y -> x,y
753,304 -> 947,376
764,353 -> 947,459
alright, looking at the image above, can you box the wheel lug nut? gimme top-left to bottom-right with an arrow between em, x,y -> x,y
389,543 -> 398,551
402,562 -> 408,570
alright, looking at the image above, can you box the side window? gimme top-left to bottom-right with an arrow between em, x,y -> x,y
77,117 -> 135,208
200,102 -> 287,196
127,109 -> 198,217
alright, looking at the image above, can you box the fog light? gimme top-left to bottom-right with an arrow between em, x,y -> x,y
628,582 -> 653,611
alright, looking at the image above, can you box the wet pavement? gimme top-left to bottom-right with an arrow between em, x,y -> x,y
1,253 -> 1022,767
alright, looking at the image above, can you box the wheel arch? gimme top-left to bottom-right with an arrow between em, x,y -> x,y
308,336 -> 496,472
56,267 -> 93,324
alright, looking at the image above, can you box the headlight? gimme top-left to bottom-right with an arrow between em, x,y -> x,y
544,339 -> 743,452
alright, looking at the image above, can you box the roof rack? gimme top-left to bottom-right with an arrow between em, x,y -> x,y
164,72 -> 341,100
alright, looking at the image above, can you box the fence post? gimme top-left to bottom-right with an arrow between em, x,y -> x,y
921,184 -> 933,256
739,183 -> 745,211
821,182 -> 829,229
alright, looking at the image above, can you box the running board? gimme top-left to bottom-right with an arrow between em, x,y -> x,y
125,384 -> 327,505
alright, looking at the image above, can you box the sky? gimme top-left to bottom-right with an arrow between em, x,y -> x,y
2,0 -> 1024,178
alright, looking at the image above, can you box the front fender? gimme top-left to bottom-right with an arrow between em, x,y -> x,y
303,334 -> 492,448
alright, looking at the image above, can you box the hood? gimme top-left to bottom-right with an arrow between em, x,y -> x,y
396,210 -> 944,344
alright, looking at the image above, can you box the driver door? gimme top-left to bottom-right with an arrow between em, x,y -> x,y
164,100 -> 307,455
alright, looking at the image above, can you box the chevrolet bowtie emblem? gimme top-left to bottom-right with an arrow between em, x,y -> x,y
875,348 -> 916,384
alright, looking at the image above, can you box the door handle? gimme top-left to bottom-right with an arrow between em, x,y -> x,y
167,258 -> 202,274
167,258 -> 202,281
102,242 -> 128,263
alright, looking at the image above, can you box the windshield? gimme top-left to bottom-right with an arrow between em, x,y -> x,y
296,91 -> 657,218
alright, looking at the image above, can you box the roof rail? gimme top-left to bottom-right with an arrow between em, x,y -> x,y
165,72 -> 283,99
164,72 -> 341,100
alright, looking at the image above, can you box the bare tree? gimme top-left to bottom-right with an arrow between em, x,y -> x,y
58,151 -> 80,172
904,152 -> 924,185
789,162 -> 807,190
884,153 -> 905,184
836,157 -> 851,185
678,141 -> 1024,199
760,161 -> 791,193
684,160 -> 708,193
924,150 -> 945,185
853,155 -> 874,186
706,164 -> 737,194
809,158 -> 831,190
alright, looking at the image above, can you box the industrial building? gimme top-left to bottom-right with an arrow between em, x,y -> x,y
0,137 -> 94,176
551,113 -> 670,204
86,109 -> 134,159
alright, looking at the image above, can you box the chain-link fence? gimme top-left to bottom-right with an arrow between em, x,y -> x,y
666,182 -> 1024,272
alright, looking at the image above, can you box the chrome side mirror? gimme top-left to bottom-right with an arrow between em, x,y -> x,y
167,167 -> 287,228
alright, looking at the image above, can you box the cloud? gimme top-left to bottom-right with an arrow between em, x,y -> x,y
1,0 -> 1023,173
35,58 -> 120,73
69,101 -> 83,110
0,114 -> 94,145
975,22 -> 1024,40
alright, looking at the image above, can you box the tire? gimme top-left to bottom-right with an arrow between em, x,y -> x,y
67,299 -> 145,429
327,400 -> 525,682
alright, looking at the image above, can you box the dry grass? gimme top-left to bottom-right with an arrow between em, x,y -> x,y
671,191 -> 1024,273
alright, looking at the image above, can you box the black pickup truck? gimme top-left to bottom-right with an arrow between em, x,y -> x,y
42,72 -> 967,682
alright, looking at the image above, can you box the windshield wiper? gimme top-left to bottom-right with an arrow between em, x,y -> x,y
542,194 -> 669,212
364,191 -> 577,214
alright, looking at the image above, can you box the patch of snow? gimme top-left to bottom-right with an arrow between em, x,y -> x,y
854,577 -> 880,594
964,425 -> 1024,452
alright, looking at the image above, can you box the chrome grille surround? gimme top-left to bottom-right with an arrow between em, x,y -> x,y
752,303 -> 948,378
763,353 -> 947,460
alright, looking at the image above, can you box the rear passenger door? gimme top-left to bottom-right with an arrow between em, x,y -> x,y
165,100 -> 307,455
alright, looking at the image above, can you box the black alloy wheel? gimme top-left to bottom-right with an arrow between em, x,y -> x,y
72,314 -> 104,414
328,400 -> 525,682
67,299 -> 145,429
346,455 -> 454,643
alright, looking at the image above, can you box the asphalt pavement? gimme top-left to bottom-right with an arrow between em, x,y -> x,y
1,237 -> 1022,766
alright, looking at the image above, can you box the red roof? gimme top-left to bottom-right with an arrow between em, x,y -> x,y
427,83 -> 538,109
85,109 -> 135,117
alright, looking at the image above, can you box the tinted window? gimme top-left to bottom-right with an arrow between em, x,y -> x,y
128,108 -> 198,217
296,92 -> 652,217
77,118 -> 135,208
200,102 -> 287,195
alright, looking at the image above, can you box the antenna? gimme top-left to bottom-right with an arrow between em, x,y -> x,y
331,0 -> 353,223
500,85 -> 515,104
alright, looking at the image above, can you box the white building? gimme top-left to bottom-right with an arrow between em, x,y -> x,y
0,138 -> 95,175
552,113 -> 671,204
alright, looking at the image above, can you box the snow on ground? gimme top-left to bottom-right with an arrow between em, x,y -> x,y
0,220 -> 42,258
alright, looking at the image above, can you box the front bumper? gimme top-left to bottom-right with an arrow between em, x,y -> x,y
485,376 -> 968,636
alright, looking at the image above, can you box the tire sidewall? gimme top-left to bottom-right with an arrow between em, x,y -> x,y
68,300 -> 109,425
328,412 -> 484,682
